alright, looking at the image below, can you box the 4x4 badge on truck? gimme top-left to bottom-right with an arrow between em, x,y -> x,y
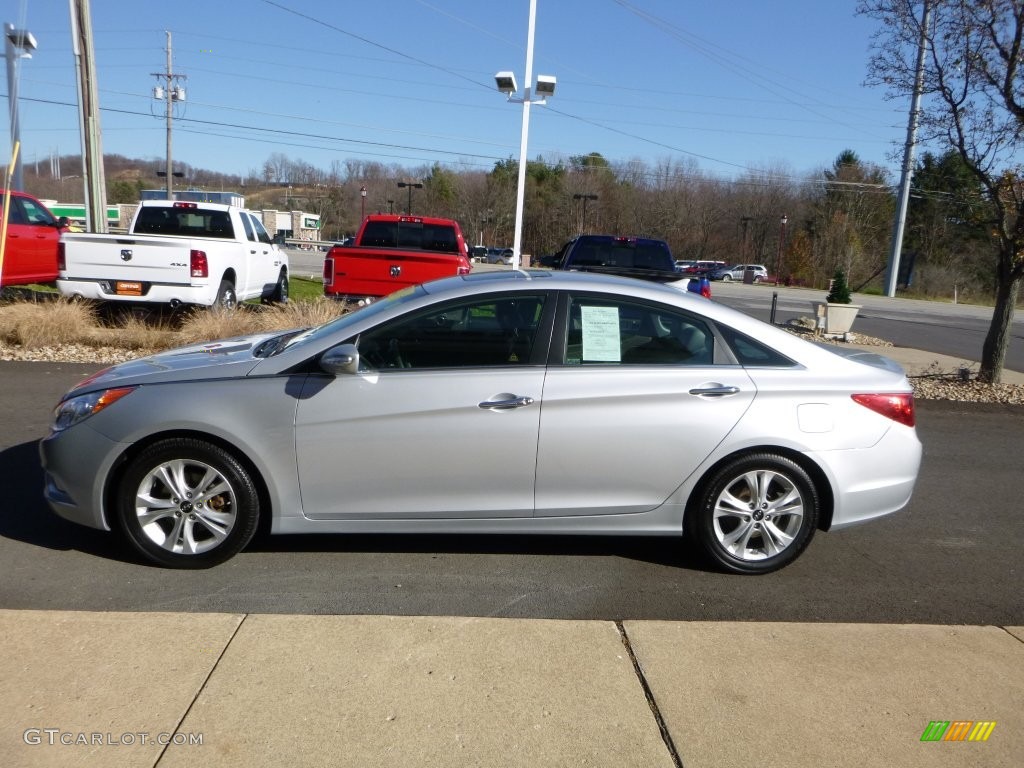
120,249 -> 133,261
390,265 -> 402,277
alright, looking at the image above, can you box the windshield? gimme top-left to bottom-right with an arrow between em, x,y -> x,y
280,285 -> 427,353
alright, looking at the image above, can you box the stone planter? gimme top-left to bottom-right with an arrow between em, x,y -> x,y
811,302 -> 862,336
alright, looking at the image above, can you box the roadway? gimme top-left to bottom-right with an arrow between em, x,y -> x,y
1,361 -> 1020,625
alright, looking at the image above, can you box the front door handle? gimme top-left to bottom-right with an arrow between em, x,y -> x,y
689,385 -> 740,397
479,396 -> 535,410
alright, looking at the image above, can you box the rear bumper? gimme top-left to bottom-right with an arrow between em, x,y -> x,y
57,278 -> 214,306
811,425 -> 923,530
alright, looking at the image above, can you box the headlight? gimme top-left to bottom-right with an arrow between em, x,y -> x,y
52,387 -> 136,432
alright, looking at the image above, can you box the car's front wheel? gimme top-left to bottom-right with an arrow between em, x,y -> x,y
114,438 -> 260,568
687,453 -> 819,574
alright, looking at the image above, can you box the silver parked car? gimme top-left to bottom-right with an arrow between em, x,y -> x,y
41,271 -> 922,572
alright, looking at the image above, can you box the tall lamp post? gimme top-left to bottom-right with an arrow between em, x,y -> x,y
397,181 -> 423,214
494,0 -> 556,271
5,22 -> 36,192
775,214 -> 788,285
573,193 -> 598,234
360,186 -> 367,220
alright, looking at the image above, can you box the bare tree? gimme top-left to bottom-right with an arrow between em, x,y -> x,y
860,0 -> 1024,382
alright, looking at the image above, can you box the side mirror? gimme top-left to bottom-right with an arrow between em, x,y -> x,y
319,343 -> 360,376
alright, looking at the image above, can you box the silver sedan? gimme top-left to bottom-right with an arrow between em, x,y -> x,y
41,271 -> 922,573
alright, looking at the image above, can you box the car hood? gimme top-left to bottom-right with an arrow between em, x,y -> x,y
66,332 -> 283,395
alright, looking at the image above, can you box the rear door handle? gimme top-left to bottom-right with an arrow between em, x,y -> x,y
689,385 -> 740,397
479,396 -> 535,410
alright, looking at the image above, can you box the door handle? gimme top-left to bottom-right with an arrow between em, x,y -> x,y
689,385 -> 740,397
479,396 -> 535,410
250,249 -> 257,254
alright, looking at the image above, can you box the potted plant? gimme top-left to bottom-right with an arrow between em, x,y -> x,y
812,269 -> 861,337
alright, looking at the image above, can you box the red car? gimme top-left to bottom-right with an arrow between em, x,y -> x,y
1,189 -> 69,286
324,214 -> 471,298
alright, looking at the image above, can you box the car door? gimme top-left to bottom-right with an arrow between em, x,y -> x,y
535,293 -> 756,516
2,194 -> 61,284
246,213 -> 282,291
293,291 -> 552,519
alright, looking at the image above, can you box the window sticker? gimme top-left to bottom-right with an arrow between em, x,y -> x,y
581,305 -> 621,362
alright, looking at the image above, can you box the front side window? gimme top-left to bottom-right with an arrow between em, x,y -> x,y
17,198 -> 57,226
564,296 -> 714,366
356,294 -> 547,370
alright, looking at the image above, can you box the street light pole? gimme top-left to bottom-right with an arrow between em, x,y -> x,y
494,0 -> 555,271
396,181 -> 423,214
360,185 -> 366,220
5,22 -> 36,191
775,214 -> 788,285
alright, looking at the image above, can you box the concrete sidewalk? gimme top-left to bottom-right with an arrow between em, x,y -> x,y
1,611 -> 1020,767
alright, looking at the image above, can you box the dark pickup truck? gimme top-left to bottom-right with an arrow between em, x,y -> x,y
541,234 -> 711,297
541,235 -> 681,282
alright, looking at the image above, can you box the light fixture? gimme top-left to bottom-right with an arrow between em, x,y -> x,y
494,71 -> 518,95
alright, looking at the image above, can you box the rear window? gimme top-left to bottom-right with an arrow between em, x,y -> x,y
568,238 -> 675,271
134,207 -> 235,239
360,221 -> 459,253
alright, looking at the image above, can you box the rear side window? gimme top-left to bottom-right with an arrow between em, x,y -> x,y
360,221 -> 458,253
717,325 -> 796,367
134,207 -> 234,238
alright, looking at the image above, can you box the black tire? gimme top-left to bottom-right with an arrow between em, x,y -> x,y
213,280 -> 237,312
268,271 -> 289,304
721,274 -> 732,281
686,452 -> 819,574
114,438 -> 261,568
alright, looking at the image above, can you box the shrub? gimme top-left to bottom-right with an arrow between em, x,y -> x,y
826,269 -> 852,304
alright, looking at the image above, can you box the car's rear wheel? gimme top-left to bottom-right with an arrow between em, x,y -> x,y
264,271 -> 288,304
114,438 -> 260,568
688,453 -> 818,574
721,274 -> 732,281
213,280 -> 237,312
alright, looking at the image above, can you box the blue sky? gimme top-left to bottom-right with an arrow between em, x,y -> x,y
5,0 -> 906,183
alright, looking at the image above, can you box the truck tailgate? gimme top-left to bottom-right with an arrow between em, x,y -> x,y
327,246 -> 464,296
61,234 -> 194,288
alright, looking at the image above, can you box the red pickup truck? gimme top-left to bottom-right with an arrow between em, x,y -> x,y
1,189 -> 69,287
323,214 -> 472,298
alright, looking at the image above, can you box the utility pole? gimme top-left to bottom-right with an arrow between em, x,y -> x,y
69,0 -> 107,232
885,0 -> 931,297
152,31 -> 185,199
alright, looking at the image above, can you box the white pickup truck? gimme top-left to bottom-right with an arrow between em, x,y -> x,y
57,200 -> 289,309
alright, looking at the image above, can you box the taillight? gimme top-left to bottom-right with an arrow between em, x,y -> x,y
457,264 -> 471,275
852,393 -> 916,427
58,241 -> 66,271
323,256 -> 334,283
190,250 -> 208,278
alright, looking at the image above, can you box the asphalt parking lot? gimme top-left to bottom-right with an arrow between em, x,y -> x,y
1,360 -> 1021,624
